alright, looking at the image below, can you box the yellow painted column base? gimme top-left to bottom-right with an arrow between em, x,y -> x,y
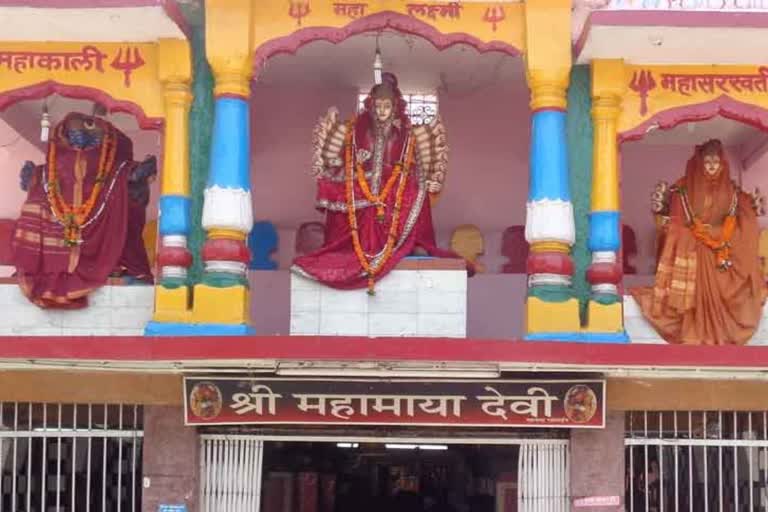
153,286 -> 192,323
525,296 -> 581,334
192,284 -> 250,325
585,301 -> 624,333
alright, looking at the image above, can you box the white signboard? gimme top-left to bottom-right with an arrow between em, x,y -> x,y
573,496 -> 621,507
606,0 -> 768,11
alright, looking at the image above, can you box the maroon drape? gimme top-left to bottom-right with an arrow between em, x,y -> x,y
12,116 -> 152,308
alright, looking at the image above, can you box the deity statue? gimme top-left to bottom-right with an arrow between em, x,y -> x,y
631,139 -> 767,345
292,73 -> 462,292
12,112 -> 155,308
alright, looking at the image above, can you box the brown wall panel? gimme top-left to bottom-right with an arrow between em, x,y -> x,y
0,370 -> 183,405
608,378 -> 768,411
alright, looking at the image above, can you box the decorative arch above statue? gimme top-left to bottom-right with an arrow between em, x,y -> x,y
247,2 -> 525,78
595,61 -> 768,142
0,38 -> 192,309
0,41 -> 178,130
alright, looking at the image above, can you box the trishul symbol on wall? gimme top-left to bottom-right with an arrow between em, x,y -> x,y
483,6 -> 506,32
629,69 -> 656,116
110,47 -> 145,88
289,0 -> 310,27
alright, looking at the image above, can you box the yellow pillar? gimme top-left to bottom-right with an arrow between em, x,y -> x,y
523,0 -> 582,338
591,60 -> 624,214
191,0 -> 255,329
585,59 -> 627,337
153,38 -> 194,324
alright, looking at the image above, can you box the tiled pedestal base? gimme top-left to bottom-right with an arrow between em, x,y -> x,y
0,283 -> 153,336
290,260 -> 467,338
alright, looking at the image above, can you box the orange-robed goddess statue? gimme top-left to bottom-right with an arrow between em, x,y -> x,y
292,72 -> 464,292
631,139 -> 767,345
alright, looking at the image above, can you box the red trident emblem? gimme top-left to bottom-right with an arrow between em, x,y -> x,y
483,6 -> 506,32
630,69 -> 656,116
110,47 -> 145,88
289,0 -> 310,27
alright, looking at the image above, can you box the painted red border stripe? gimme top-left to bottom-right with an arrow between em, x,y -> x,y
0,336 -> 767,368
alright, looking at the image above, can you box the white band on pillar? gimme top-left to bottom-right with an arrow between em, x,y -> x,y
205,261 -> 248,275
161,235 -> 188,248
525,199 -> 575,246
592,283 -> 618,295
528,273 -> 572,287
591,251 -> 617,264
161,266 -> 188,279
202,185 -> 254,233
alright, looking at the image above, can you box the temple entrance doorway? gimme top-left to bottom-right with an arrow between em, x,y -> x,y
198,435 -> 570,512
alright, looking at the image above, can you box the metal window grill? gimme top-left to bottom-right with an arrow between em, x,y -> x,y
518,440 -> 570,512
625,410 -> 768,512
0,402 -> 143,512
357,92 -> 439,126
199,435 -> 264,512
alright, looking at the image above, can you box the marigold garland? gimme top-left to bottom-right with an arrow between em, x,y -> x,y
344,117 -> 416,294
46,124 -> 117,246
356,161 -> 403,221
679,187 -> 739,270
691,215 -> 737,270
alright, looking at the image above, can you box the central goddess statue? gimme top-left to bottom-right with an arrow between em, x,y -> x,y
292,73 -> 463,292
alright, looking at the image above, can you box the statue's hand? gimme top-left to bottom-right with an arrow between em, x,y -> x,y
651,180 -> 670,215
749,187 -> 766,216
426,180 -> 442,194
20,161 -> 36,191
326,107 -> 339,125
311,107 -> 343,178
130,155 -> 158,183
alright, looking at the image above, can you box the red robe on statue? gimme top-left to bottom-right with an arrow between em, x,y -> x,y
292,94 -> 461,289
12,114 -> 152,309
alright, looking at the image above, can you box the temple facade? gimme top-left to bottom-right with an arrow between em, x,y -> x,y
1,1 -> 768,510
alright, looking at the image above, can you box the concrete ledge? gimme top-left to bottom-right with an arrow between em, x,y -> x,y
624,296 -> 768,345
291,262 -> 467,338
0,284 -> 153,336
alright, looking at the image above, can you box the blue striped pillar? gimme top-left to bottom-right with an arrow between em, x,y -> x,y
157,195 -> 192,287
525,109 -> 576,302
200,96 -> 253,286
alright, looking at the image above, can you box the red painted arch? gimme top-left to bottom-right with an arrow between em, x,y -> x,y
252,11 -> 521,78
0,81 -> 164,131
619,94 -> 768,144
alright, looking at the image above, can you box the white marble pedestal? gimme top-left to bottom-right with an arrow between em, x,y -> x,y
290,259 -> 467,338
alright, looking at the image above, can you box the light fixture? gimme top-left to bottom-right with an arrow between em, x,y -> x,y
373,33 -> 383,85
40,100 -> 50,143
385,444 -> 448,450
275,361 -> 500,379
336,442 -> 360,448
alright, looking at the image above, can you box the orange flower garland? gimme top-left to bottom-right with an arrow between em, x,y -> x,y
344,118 -> 416,294
356,161 -> 403,221
690,214 -> 737,270
679,187 -> 739,270
46,124 -> 117,246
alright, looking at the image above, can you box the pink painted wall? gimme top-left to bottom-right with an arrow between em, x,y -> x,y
0,118 -> 44,219
248,81 -> 531,338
